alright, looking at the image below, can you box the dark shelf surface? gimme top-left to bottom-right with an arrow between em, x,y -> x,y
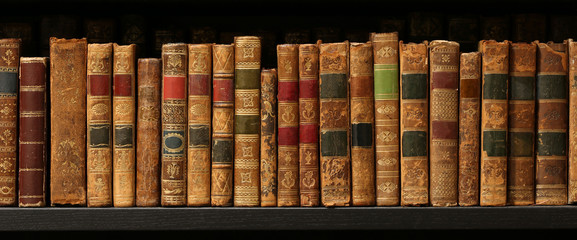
1,206 -> 577,231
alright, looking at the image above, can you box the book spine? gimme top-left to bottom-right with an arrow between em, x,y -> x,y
480,40 -> 509,206
570,40 -> 577,204
458,52 -> 481,206
49,37 -> 87,206
277,44 -> 300,206
428,40 -> 459,207
298,43 -> 320,207
0,38 -> 20,206
399,41 -> 429,206
350,42 -> 375,206
260,68 -> 277,207
161,43 -> 188,206
211,44 -> 234,207
136,58 -> 161,207
371,32 -> 400,206
187,44 -> 212,206
319,41 -> 351,207
18,57 -> 48,207
234,36 -> 261,207
536,41 -> 568,205
113,43 -> 136,207
86,43 -> 113,207
507,42 -> 536,206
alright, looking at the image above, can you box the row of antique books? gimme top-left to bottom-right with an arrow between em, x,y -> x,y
0,32 -> 574,208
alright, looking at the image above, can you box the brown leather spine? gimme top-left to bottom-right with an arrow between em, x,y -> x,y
86,43 -> 113,207
18,57 -> 48,207
260,68 -> 278,207
136,58 -> 162,207
570,39 -> 577,204
49,37 -> 87,206
458,52 -> 481,206
429,40 -> 460,207
350,42 -> 375,206
187,44 -> 212,206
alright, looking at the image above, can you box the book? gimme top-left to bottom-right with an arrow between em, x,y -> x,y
40,15 -> 82,57
49,37 -> 87,206
211,44 -> 235,207
479,40 -> 509,207
371,32 -> 400,206
86,43 -> 113,207
277,44 -> 300,207
350,41 -> 375,206
0,22 -> 36,56
234,36 -> 261,207
535,41 -> 568,206
428,40 -> 459,207
319,41 -> 350,207
18,57 -> 48,207
507,42 -> 536,206
187,44 -> 212,206
458,51 -> 481,206
136,58 -> 162,207
399,40 -> 429,206
570,39 -> 577,204
113,43 -> 136,207
161,43 -> 188,206
298,43 -> 320,207
260,68 -> 278,207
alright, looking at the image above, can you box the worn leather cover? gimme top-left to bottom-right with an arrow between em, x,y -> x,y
86,43 -> 113,207
429,40 -> 459,207
458,52 -> 481,206
350,42 -> 375,206
260,68 -> 277,207
536,41 -> 568,205
18,57 -> 48,207
480,40 -> 509,206
569,40 -> 577,204
211,44 -> 234,207
319,41 -> 350,207
187,44 -> 212,206
399,41 -> 429,206
234,36 -> 261,207
508,42 -> 536,206
136,58 -> 161,207
49,37 -> 87,206
277,44 -> 300,207
161,43 -> 188,206
298,43 -> 320,207
371,32 -> 400,206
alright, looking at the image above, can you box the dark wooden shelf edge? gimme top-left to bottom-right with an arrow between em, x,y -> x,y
0,206 -> 576,231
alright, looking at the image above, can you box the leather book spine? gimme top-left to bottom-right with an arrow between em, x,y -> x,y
113,44 -> 136,207
211,44 -> 234,207
508,42 -> 536,206
260,68 -> 277,207
458,52 -> 481,206
49,37 -> 87,206
234,36 -> 261,207
277,44 -> 300,207
350,42 -> 375,206
570,40 -> 577,204
187,44 -> 212,206
428,40 -> 460,207
0,39 -> 19,206
86,43 -> 113,207
399,41 -> 429,206
298,43 -> 320,207
371,32 -> 400,206
536,41 -> 568,205
161,43 -> 188,206
136,58 -> 161,207
480,40 -> 509,206
319,41 -> 350,207
18,57 -> 48,207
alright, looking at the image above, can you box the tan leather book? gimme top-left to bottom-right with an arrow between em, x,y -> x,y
569,39 -> 577,204
86,43 -> 113,207
428,40 -> 459,207
50,37 -> 87,206
260,68 -> 278,207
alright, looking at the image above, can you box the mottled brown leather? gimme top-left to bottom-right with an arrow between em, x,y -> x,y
260,68 -> 277,207
569,39 -> 577,204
